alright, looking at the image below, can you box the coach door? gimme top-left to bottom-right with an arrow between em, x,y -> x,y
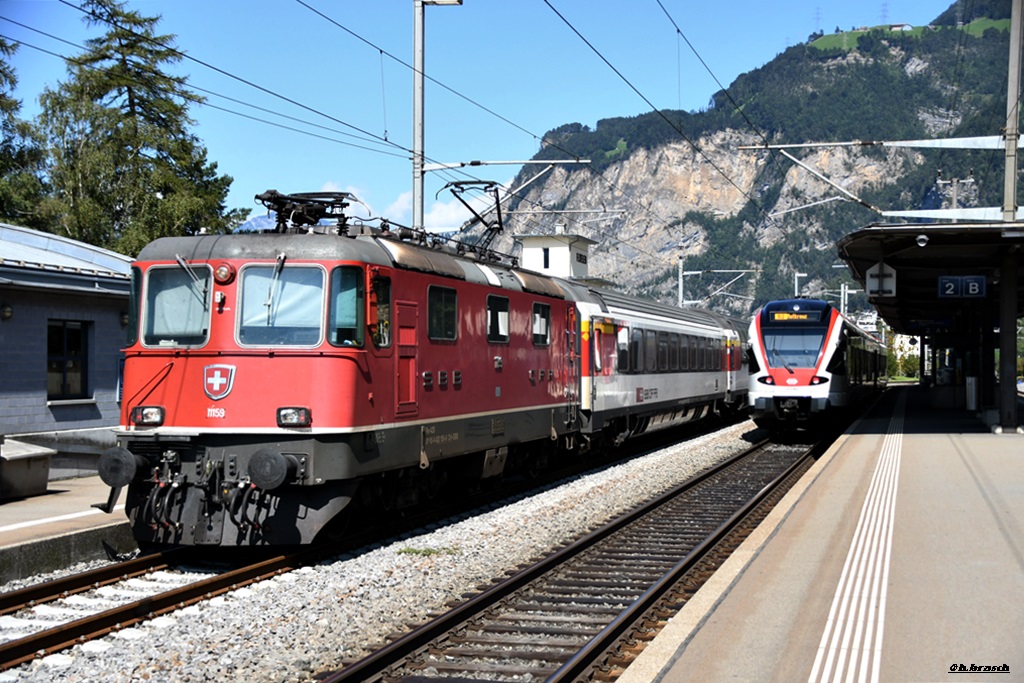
395,301 -> 418,416
564,304 -> 579,426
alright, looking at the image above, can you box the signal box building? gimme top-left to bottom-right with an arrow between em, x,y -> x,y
0,223 -> 131,495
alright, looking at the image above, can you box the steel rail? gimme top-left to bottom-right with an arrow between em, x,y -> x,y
0,547 -> 321,671
318,440 -> 776,683
0,550 -> 183,617
547,448 -> 813,681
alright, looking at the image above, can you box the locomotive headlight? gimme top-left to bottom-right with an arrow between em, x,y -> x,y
757,376 -> 775,385
130,405 -> 165,426
810,376 -> 830,385
213,262 -> 236,284
277,406 -> 312,427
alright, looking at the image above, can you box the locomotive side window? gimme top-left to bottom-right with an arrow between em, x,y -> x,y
238,264 -> 324,346
532,303 -> 551,346
369,274 -> 391,348
487,295 -> 510,343
329,266 -> 365,347
127,266 -> 141,346
143,264 -> 212,346
428,286 -> 457,340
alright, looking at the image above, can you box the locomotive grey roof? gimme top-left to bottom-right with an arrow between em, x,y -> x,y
137,232 -> 394,267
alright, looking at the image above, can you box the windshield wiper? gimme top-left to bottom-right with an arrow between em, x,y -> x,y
264,252 -> 286,324
771,346 -> 795,374
175,254 -> 208,309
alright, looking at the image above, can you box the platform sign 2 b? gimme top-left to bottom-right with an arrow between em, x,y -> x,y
937,275 -> 986,298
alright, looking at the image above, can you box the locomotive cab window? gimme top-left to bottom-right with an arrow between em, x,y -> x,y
428,286 -> 457,340
487,295 -> 510,343
329,266 -> 365,347
143,264 -> 212,347
238,264 -> 325,346
532,303 -> 551,346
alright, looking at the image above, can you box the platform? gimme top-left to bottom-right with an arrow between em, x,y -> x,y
0,475 -> 134,583
620,384 -> 1023,683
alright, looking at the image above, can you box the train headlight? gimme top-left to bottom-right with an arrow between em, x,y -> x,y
757,376 -> 775,385
130,405 -> 164,426
810,376 -> 830,385
213,262 -> 236,284
277,406 -> 312,427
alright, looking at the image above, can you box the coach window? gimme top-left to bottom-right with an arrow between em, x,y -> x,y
532,303 -> 551,346
48,320 -> 88,400
329,266 -> 365,347
428,286 -> 457,340
645,331 -> 658,373
657,332 -> 668,371
487,295 -> 510,343
239,264 -> 324,346
669,333 -> 679,370
697,337 -> 706,370
680,335 -> 689,371
689,335 -> 698,369
630,328 -> 644,373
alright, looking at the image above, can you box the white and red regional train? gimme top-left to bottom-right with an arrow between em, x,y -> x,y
747,298 -> 886,431
97,191 -> 748,548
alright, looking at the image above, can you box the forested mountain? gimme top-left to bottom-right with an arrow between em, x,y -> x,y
489,1 -> 1014,314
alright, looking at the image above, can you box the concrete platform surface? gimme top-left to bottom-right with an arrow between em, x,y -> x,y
620,386 -> 1023,683
0,476 -> 134,583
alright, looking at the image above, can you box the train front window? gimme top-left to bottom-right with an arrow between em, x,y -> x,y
239,264 -> 325,346
143,264 -> 212,346
763,328 -> 827,369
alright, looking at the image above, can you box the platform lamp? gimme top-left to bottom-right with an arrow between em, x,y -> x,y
0,304 -> 11,321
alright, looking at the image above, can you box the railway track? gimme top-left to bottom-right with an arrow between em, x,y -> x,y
0,417 -> 764,677
0,547 -> 321,671
317,439 -> 817,682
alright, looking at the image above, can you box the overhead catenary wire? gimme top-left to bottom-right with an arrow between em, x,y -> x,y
13,2 -> 767,304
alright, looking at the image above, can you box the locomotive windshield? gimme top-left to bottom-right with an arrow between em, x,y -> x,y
762,327 -> 827,369
239,264 -> 325,346
143,264 -> 212,346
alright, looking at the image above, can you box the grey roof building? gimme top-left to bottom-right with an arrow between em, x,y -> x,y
0,223 -> 132,489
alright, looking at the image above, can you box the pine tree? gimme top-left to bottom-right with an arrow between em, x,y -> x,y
37,0 -> 247,253
0,38 -> 48,229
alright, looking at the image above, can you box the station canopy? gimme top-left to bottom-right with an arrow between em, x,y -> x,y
836,221 -> 1024,345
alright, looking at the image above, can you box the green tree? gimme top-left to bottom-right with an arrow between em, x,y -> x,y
0,38 -> 48,229
37,0 -> 247,254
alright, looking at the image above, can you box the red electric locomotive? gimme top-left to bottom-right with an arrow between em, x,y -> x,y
97,190 -> 747,547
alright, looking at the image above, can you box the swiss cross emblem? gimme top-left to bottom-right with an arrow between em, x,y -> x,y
203,365 -> 235,400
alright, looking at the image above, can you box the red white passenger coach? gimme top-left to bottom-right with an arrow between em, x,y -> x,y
748,298 -> 886,431
98,191 -> 748,548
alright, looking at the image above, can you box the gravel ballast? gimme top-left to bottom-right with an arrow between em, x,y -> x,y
1,421 -> 758,683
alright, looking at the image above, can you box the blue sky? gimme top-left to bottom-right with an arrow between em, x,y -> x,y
2,0 -> 950,230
